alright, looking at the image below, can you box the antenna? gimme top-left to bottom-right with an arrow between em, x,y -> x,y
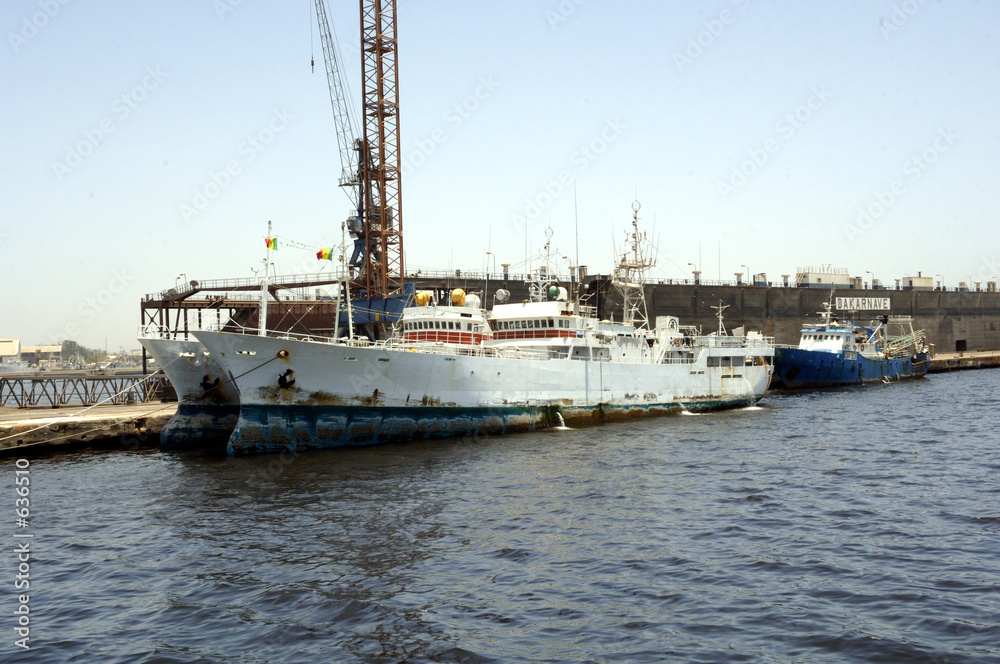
611,200 -> 654,328
574,180 -> 580,309
711,300 -> 730,336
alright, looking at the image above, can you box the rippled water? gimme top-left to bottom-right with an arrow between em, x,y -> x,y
9,370 -> 1000,663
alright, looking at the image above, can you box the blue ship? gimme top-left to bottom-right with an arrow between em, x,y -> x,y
774,299 -> 930,389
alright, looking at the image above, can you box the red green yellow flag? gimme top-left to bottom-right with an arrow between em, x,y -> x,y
316,247 -> 334,260
265,237 -> 277,250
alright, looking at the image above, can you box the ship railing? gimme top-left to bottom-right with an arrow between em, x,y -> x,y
660,356 -> 697,365
136,324 -> 218,341
693,335 -> 775,349
380,340 -> 561,362
145,271 -> 347,301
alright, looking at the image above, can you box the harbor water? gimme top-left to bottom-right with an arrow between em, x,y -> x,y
8,370 -> 999,663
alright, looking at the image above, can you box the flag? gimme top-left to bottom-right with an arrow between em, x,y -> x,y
316,247 -> 334,260
265,237 -> 277,250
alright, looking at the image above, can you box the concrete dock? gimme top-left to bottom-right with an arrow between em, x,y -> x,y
928,350 -> 1000,373
0,402 -> 177,454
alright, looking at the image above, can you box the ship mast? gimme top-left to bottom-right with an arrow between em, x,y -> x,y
711,301 -> 730,336
259,220 -> 273,337
611,200 -> 654,329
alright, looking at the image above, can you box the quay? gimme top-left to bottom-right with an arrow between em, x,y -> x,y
928,350 -> 1000,373
0,402 -> 176,455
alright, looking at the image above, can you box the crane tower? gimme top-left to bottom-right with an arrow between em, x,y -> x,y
359,0 -> 403,299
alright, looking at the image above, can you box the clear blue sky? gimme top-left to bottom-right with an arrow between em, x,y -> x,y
3,0 -> 999,350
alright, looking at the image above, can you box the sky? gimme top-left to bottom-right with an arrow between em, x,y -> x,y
2,0 -> 999,350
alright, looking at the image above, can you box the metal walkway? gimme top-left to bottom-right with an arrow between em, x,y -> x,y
0,373 -> 170,408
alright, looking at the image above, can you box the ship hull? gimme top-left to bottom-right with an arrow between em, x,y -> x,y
774,347 -> 930,389
137,336 -> 240,448
195,331 -> 772,454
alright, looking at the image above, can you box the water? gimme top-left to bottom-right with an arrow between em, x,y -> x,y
9,371 -> 1000,663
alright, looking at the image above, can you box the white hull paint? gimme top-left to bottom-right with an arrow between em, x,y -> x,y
195,329 -> 773,453
137,336 -> 239,447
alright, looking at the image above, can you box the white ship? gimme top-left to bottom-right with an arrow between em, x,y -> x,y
136,219 -> 366,448
194,203 -> 776,454
137,327 -> 241,448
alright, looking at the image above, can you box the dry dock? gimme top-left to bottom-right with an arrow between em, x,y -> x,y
0,402 -> 177,454
928,351 -> 1000,373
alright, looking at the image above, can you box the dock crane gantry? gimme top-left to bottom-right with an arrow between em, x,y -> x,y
313,0 -> 403,301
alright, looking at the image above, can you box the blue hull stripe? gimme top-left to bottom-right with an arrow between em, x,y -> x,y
227,398 -> 757,454
161,403 -> 240,449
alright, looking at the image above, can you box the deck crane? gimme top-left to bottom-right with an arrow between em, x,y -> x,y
313,0 -> 404,301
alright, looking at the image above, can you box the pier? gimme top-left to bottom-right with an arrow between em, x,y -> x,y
0,402 -> 176,454
0,370 -> 171,408
928,350 -> 1000,373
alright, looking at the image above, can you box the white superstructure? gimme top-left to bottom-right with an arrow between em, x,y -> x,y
195,204 -> 775,454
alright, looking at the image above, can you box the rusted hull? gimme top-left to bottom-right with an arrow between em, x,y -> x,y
194,329 -> 773,455
227,396 -> 759,454
160,403 -> 239,450
138,336 -> 241,447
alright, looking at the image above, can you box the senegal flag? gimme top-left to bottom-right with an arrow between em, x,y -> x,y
316,247 -> 334,260
265,237 -> 277,250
